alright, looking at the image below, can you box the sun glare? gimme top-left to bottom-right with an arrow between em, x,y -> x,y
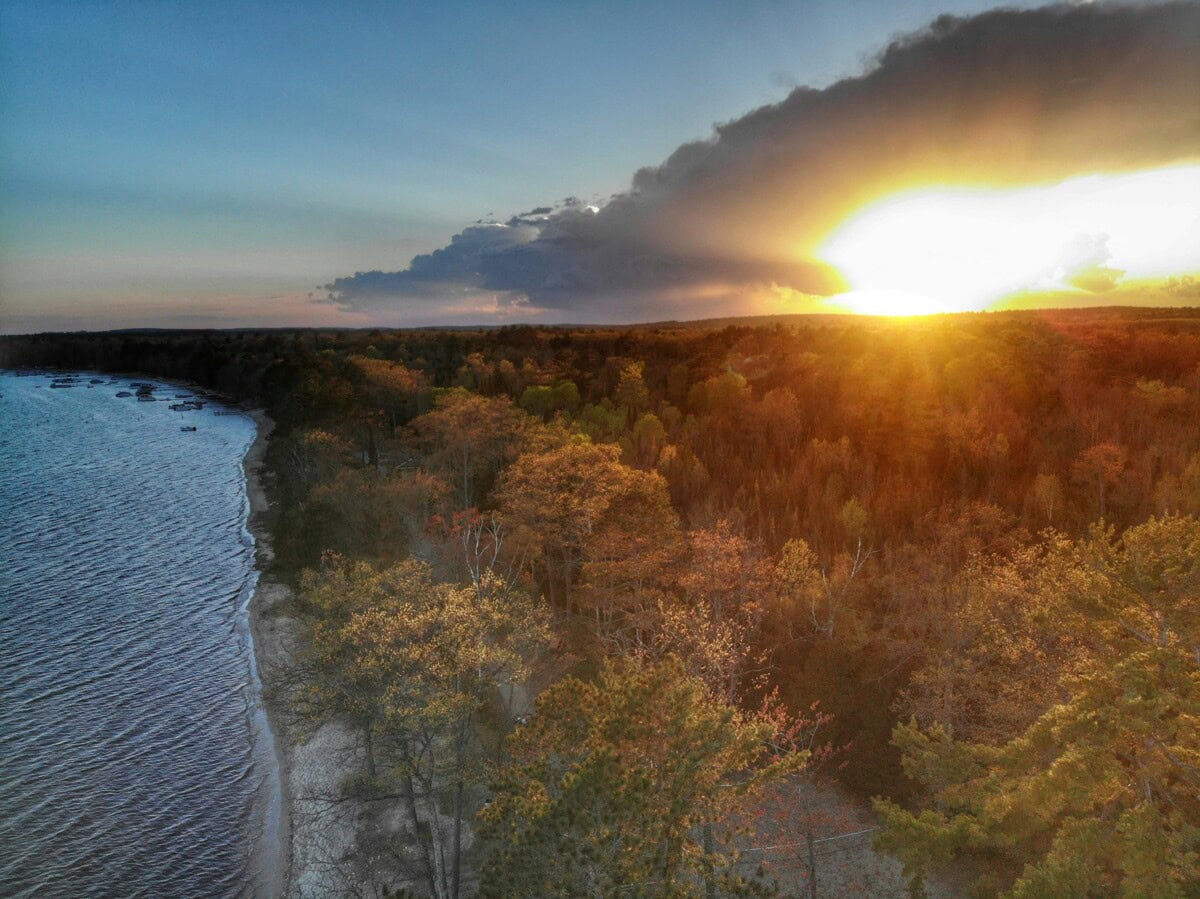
818,166 -> 1200,316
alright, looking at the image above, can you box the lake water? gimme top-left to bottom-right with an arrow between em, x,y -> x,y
0,371 -> 282,897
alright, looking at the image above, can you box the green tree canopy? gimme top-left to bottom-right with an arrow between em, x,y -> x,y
877,515 -> 1200,897
479,656 -> 804,897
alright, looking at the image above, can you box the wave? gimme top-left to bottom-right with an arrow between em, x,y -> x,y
0,372 -> 278,898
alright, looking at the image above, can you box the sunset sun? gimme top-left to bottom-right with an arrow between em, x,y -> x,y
819,166 -> 1200,316
4,1 -> 1200,895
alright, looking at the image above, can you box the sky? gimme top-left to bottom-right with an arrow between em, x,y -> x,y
1,0 -> 1198,333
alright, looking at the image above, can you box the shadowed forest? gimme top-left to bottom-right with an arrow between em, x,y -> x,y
4,307 -> 1199,896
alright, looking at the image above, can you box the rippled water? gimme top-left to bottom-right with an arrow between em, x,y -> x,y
0,372 -> 282,898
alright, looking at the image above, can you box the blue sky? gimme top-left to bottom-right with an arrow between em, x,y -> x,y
0,0 -> 1063,331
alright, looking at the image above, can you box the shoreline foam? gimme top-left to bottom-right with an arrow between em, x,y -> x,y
240,409 -> 364,898
241,409 -> 294,898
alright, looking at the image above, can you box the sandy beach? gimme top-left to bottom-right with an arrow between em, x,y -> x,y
242,409 -> 367,899
241,409 -> 295,897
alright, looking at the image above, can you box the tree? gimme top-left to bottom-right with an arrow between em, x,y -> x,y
614,359 -> 651,420
409,389 -> 531,509
298,556 -> 551,898
431,508 -> 519,593
577,467 -> 684,653
667,362 -> 691,407
656,522 -> 772,703
658,443 -> 711,509
1154,451 -> 1200,517
304,467 -> 444,562
497,441 -> 641,607
279,428 -> 351,497
688,370 -> 750,418
897,543 -> 1084,745
296,557 -> 422,779
1029,472 -> 1064,526
1071,441 -> 1127,521
518,380 -> 580,421
353,571 -> 550,898
877,515 -> 1200,896
577,399 -> 628,444
353,355 -> 428,430
630,412 -> 668,468
479,657 -> 804,897
772,531 -> 869,648
675,522 -> 770,632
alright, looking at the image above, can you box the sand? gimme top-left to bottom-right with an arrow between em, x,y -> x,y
242,409 -> 376,898
241,410 -> 294,897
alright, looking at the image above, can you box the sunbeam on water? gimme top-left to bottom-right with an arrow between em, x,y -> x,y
0,372 -> 281,898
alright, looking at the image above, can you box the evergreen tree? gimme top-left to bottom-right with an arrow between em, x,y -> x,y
479,657 -> 804,897
877,515 -> 1200,896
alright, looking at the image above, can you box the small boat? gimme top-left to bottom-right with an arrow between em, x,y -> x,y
137,395 -> 155,402
180,425 -> 198,432
115,391 -> 132,398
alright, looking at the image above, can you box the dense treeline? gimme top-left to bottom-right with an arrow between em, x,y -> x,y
6,310 -> 1199,545
4,307 -> 1198,895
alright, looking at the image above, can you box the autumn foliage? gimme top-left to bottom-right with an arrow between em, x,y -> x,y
6,306 -> 1200,894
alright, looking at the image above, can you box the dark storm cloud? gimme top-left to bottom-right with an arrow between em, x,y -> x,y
327,2 -> 1200,319
323,222 -> 539,303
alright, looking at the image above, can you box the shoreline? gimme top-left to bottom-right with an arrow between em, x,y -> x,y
0,369 -> 297,896
17,368 -> 297,895
239,409 -> 366,898
19,367 -> 303,896
240,408 -> 295,898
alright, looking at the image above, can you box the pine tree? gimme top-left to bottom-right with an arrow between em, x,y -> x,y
479,657 -> 804,897
876,515 -> 1200,896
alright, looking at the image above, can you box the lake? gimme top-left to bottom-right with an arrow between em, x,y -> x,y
0,371 -> 282,897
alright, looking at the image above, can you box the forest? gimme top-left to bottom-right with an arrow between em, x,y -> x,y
3,306 -> 1199,896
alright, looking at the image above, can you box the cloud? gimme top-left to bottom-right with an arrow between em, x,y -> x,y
1055,233 -> 1126,292
1163,275 -> 1200,299
327,2 -> 1200,321
323,222 -> 539,307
